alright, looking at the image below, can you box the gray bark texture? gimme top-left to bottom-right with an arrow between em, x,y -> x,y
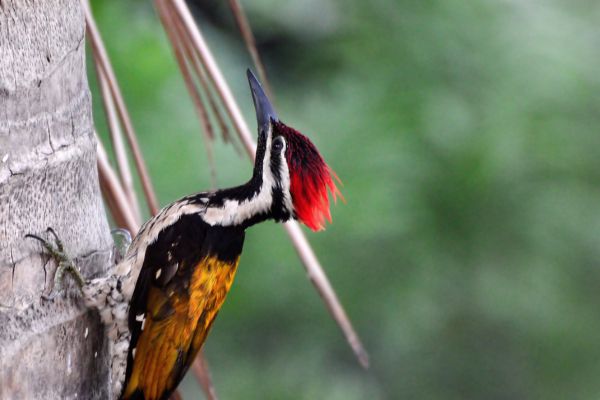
0,1 -> 113,398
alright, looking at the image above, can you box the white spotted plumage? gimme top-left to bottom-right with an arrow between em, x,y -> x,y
78,197 -> 208,397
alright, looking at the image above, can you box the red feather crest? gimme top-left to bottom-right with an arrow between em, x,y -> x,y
274,121 -> 342,231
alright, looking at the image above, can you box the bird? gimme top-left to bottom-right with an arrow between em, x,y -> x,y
27,69 -> 341,400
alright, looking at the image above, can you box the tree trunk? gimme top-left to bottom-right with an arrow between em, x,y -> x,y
0,1 -> 113,398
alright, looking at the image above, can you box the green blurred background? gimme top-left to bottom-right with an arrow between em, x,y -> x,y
89,1 -> 600,399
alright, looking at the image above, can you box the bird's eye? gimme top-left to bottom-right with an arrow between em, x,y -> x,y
272,137 -> 284,152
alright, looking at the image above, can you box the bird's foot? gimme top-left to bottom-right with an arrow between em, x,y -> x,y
26,227 -> 86,300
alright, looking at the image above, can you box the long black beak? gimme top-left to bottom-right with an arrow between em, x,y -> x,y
247,69 -> 278,135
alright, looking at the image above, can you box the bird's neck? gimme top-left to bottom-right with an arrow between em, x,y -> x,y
195,132 -> 293,228
201,173 -> 284,229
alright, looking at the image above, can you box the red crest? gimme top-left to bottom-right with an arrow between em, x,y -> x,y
274,121 -> 342,231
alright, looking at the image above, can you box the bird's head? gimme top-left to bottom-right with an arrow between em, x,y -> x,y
248,69 -> 341,231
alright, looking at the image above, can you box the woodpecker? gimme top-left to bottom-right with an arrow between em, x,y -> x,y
28,70 -> 341,400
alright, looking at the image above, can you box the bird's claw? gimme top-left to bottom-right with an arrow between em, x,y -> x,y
25,228 -> 86,299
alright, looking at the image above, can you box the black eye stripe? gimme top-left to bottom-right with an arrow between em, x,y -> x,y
270,145 -> 282,180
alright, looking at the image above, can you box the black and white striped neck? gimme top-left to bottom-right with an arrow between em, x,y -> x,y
198,125 -> 293,229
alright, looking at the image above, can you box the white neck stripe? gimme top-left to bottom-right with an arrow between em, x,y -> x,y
203,127 -> 277,226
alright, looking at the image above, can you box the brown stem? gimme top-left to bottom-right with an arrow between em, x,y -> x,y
192,351 -> 219,400
83,0 -> 160,215
93,55 -> 142,224
97,139 -> 140,234
168,3 -> 235,149
170,0 -> 257,157
156,0 -> 217,188
228,0 -> 274,101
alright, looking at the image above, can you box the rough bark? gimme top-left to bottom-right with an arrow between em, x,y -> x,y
0,1 -> 113,398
